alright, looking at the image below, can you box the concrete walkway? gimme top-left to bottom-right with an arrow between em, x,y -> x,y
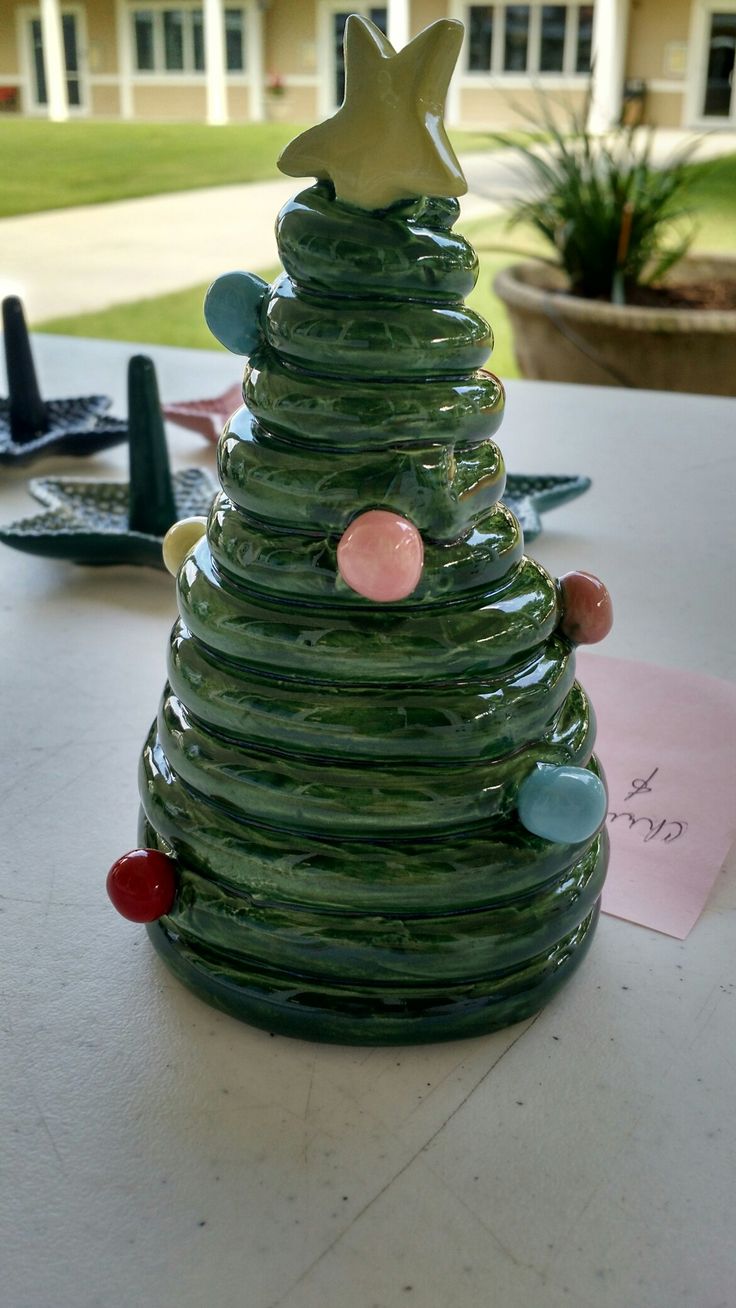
2,129 -> 735,324
0,173 -> 504,324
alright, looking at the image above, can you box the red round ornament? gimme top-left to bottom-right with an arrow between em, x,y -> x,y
106,848 -> 177,922
559,571 -> 613,644
337,509 -> 424,602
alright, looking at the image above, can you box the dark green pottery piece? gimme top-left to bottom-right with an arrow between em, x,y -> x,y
0,356 -> 216,568
134,18 -> 608,1044
0,296 -> 128,467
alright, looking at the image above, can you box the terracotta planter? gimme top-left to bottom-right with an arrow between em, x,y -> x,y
494,255 -> 736,396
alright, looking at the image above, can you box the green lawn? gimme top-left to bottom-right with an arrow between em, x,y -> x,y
0,120 -> 307,217
0,119 -> 508,218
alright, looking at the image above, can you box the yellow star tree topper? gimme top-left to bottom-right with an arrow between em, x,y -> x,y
278,15 -> 467,211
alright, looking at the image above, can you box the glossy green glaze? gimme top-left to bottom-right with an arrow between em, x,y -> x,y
262,272 -> 492,377
207,495 -> 522,601
140,178 -> 608,1043
245,348 -> 504,451
277,189 -> 476,301
217,409 -> 505,539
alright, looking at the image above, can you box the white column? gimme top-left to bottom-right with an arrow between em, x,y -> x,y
115,0 -> 134,120
249,2 -> 265,122
39,0 -> 69,121
387,0 -> 410,51
445,0 -> 464,129
204,0 -> 228,125
588,0 -> 629,132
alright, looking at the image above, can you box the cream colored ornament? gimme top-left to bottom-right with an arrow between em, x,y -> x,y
162,516 -> 207,576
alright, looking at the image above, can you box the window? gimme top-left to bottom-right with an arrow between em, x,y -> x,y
225,9 -> 246,72
30,13 -> 83,107
575,5 -> 593,72
163,10 -> 185,70
539,5 -> 566,72
192,9 -> 205,70
504,5 -> 530,71
466,3 -> 594,75
131,5 -> 248,74
134,11 -> 155,70
468,6 -> 494,70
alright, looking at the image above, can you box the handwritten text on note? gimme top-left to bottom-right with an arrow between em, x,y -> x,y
576,653 -> 736,939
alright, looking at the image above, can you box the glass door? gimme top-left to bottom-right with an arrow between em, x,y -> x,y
332,7 -> 387,107
28,11 -> 85,111
702,11 -> 736,117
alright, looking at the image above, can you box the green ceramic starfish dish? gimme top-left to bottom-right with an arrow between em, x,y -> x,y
0,467 -> 216,568
0,296 -> 128,467
0,355 -> 216,568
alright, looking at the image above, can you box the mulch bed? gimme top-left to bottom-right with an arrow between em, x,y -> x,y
626,280 -> 736,311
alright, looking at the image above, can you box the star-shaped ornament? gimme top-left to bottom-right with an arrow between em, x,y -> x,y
503,473 -> 591,541
0,296 -> 128,467
278,16 -> 467,211
0,356 -> 216,568
163,381 -> 243,444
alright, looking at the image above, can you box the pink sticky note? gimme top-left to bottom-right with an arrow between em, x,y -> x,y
576,653 -> 736,938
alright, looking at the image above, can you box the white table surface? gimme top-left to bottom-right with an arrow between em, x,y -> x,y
2,336 -> 735,1308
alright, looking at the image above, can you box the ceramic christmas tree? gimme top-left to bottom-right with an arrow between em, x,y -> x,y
107,15 -> 613,1045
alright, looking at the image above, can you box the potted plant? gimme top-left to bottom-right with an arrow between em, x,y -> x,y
491,102 -> 736,395
266,71 -> 288,121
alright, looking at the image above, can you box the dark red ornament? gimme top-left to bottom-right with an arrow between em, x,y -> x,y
559,570 -> 613,644
106,848 -> 177,922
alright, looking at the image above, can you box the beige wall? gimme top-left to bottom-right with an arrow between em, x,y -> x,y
90,81 -> 121,116
85,0 -> 118,75
642,88 -> 686,126
267,84 -> 317,121
227,83 -> 250,120
625,0 -> 692,81
0,0 -> 21,78
265,0 -> 317,78
412,0 -> 450,34
132,82 -> 208,120
0,0 -> 705,131
460,85 -> 588,129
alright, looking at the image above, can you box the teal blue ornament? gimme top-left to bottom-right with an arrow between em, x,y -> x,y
518,764 -> 607,844
204,271 -> 269,355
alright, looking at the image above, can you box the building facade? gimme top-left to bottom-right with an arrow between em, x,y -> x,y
0,0 -> 734,130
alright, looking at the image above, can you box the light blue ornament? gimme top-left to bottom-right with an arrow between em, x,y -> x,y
518,764 -> 607,844
204,271 -> 269,355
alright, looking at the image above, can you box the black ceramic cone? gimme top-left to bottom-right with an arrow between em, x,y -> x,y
0,295 -> 128,466
3,296 -> 47,443
127,355 -> 178,538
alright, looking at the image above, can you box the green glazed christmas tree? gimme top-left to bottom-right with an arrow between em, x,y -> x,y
107,15 -> 613,1045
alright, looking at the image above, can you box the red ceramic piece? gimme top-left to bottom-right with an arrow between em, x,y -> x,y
559,571 -> 613,644
106,848 -> 177,922
337,509 -> 424,602
163,383 -> 243,444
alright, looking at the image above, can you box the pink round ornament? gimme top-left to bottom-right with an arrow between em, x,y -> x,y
337,509 -> 424,602
559,571 -> 613,644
